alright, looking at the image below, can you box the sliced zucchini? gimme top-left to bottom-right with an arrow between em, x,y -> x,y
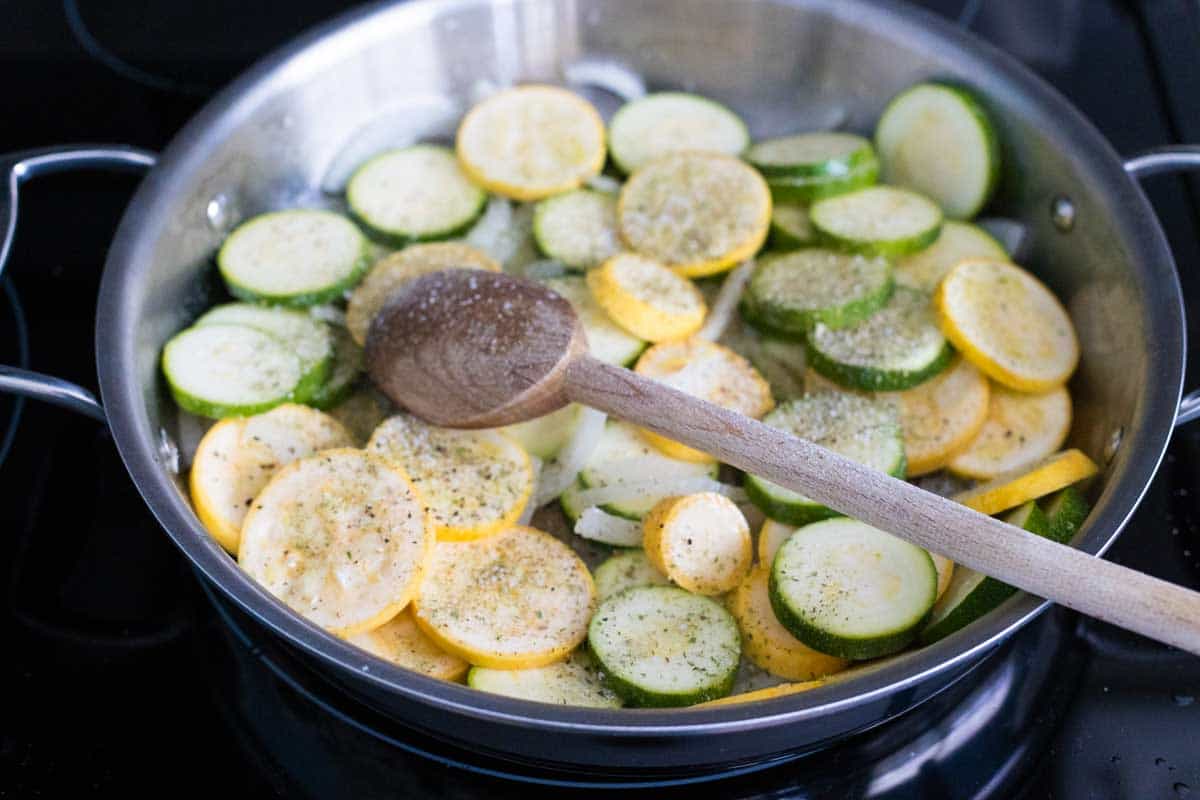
766,152 -> 879,203
743,249 -> 893,335
543,275 -> 646,365
238,448 -> 433,636
195,303 -> 334,404
189,404 -> 354,553
349,609 -> 469,682
769,203 -> 816,250
367,414 -> 534,541
468,650 -> 623,708
953,448 -> 1098,517
608,92 -> 749,174
588,585 -> 741,707
162,324 -> 303,419
502,403 -> 584,460
746,132 -> 875,178
347,145 -> 486,246
412,526 -> 595,669
457,85 -> 606,201
575,421 -> 719,520
770,518 -> 937,660
745,393 -> 905,526
894,221 -> 1009,292
346,242 -> 499,346
305,326 -> 363,411
217,210 -> 369,307
533,190 -> 621,271
593,550 -> 671,601
634,338 -> 775,462
757,518 -> 795,566
810,186 -> 943,257
875,82 -> 1000,219
934,259 -> 1079,392
1044,486 -> 1091,544
947,385 -> 1072,480
641,492 -> 752,596
729,567 -> 849,681
585,253 -> 707,342
919,501 -> 1050,644
806,286 -> 953,392
890,356 -> 990,476
617,152 -> 771,278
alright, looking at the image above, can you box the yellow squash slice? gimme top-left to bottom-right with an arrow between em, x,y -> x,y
189,404 -> 354,553
947,384 -> 1072,480
586,253 -> 706,342
367,413 -> 533,541
346,242 -> 499,345
238,448 -> 433,637
757,518 -> 795,567
934,259 -> 1079,392
642,493 -> 753,596
954,448 -> 1098,517
727,567 -> 848,682
890,356 -> 991,476
456,85 -> 606,201
617,152 -> 771,278
634,338 -> 774,461
412,526 -> 595,669
695,680 -> 825,707
930,553 -> 955,601
348,608 -> 468,682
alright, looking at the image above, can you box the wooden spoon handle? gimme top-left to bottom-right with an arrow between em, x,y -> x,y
566,355 -> 1200,655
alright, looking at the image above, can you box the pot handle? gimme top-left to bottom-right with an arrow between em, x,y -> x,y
0,145 -> 157,422
1125,146 -> 1200,426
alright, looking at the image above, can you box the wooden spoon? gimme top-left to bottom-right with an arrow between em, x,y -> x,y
366,268 -> 1200,656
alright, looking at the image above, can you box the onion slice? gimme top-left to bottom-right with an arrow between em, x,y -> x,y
697,260 -> 756,341
575,507 -> 643,547
571,476 -> 747,510
533,407 -> 607,507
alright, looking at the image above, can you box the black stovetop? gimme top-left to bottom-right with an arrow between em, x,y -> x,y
2,1 -> 1200,797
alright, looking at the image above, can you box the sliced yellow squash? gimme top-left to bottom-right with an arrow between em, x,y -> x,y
238,448 -> 433,637
954,448 -> 1098,517
585,253 -> 706,342
642,493 -> 753,596
412,526 -> 595,669
934,259 -> 1079,392
947,384 -> 1072,480
890,356 -> 991,476
695,680 -> 825,707
367,414 -> 533,541
348,608 -> 468,682
930,552 -> 954,601
617,152 -> 771,278
189,404 -> 354,553
456,85 -> 606,201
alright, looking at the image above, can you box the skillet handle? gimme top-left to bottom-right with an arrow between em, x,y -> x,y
1125,145 -> 1200,426
0,145 -> 157,423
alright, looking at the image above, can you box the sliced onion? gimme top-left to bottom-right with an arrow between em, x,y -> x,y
575,507 -> 643,547
571,476 -> 747,510
517,454 -> 544,525
533,407 -> 607,507
697,259 -> 756,342
584,174 -> 622,195
464,197 -> 515,261
308,304 -> 347,328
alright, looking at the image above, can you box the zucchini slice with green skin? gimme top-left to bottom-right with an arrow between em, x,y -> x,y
919,501 -> 1050,644
196,303 -> 333,404
217,210 -> 370,307
502,403 -> 584,460
608,92 -> 750,175
770,518 -> 937,660
588,585 -> 741,707
305,326 -> 362,411
806,286 -> 953,392
593,550 -> 672,601
347,145 -> 487,245
810,186 -> 943,257
533,190 -> 621,271
468,651 -> 623,708
744,249 -> 894,336
769,203 -> 816,250
162,325 -> 303,419
766,151 -> 879,204
577,421 -> 719,520
875,82 -> 1000,220
744,393 -> 905,526
746,132 -> 875,178
1043,486 -> 1091,545
543,275 -> 646,366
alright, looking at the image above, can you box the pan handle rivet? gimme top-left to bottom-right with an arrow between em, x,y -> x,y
1051,196 -> 1076,232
